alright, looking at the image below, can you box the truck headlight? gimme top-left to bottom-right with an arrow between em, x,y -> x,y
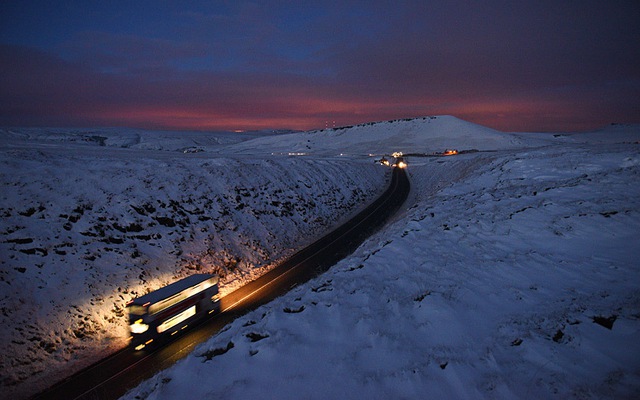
130,319 -> 149,334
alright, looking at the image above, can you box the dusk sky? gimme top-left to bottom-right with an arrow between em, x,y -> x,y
1,1 -> 639,132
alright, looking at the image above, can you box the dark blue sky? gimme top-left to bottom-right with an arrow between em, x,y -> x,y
1,1 -> 639,132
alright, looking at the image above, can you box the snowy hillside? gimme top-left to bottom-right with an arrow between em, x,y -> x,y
124,122 -> 640,399
0,127 -> 386,398
225,115 -> 526,156
1,116 -> 638,399
0,127 -> 290,151
550,123 -> 640,144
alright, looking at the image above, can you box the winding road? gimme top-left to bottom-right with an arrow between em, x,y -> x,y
34,166 -> 410,400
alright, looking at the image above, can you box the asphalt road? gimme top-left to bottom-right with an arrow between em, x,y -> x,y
33,166 -> 410,400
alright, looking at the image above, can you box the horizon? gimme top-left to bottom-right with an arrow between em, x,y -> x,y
0,114 -> 636,134
1,2 -> 639,133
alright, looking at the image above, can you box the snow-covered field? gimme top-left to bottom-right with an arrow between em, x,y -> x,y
1,116 -> 639,399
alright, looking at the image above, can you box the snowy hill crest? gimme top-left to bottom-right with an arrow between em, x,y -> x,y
224,115 -> 526,156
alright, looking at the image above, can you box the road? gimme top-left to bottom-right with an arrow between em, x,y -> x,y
33,166 -> 410,400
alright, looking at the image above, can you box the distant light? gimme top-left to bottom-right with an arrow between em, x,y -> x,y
234,130 -> 245,133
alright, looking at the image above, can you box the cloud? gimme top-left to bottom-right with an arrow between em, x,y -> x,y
59,31 -> 209,75
1,0 -> 639,132
0,44 -> 344,129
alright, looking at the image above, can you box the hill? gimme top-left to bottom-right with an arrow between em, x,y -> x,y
225,115 -> 527,156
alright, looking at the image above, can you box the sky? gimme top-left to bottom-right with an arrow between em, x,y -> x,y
1,1 -> 639,132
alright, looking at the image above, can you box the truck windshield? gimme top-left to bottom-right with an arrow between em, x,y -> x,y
128,305 -> 147,316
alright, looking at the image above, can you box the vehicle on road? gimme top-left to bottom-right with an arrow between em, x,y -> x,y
126,274 -> 221,351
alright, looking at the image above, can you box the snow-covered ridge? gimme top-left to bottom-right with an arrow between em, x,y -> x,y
0,127 -> 292,152
224,115 -> 526,156
551,123 -> 640,144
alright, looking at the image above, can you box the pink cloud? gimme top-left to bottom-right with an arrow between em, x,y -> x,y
1,42 -> 638,132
